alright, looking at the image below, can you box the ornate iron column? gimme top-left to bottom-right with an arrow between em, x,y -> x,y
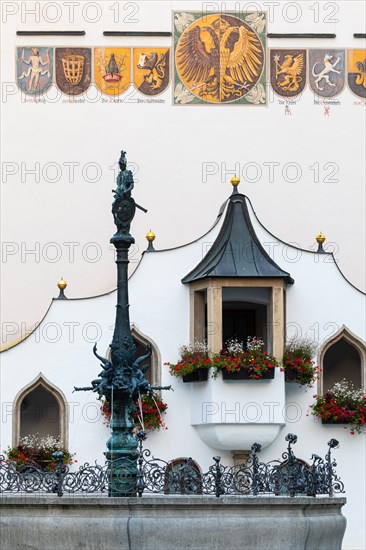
75,151 -> 170,496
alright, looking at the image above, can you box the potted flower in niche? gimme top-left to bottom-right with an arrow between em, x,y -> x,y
212,337 -> 278,380
4,434 -> 76,472
282,336 -> 319,387
165,341 -> 211,382
310,379 -> 366,434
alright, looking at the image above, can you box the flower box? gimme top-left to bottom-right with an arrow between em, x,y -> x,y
311,380 -> 366,434
183,369 -> 209,383
222,368 -> 275,380
213,338 -> 278,381
5,434 -> 76,472
166,342 -> 211,381
284,368 -> 298,383
282,337 -> 319,387
321,418 -> 350,425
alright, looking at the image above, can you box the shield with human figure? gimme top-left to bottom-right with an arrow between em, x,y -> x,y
16,47 -> 53,95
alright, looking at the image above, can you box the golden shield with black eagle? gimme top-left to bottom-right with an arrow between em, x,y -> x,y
174,12 -> 266,105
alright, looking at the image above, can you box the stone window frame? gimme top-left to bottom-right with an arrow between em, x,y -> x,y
317,325 -> 366,396
131,324 -> 162,388
189,277 -> 286,361
12,372 -> 69,448
106,325 -> 162,388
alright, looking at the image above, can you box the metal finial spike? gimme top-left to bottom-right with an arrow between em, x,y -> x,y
230,175 -> 240,195
316,232 -> 326,253
57,277 -> 68,300
146,230 -> 156,252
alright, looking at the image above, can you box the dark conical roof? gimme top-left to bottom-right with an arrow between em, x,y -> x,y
182,192 -> 294,284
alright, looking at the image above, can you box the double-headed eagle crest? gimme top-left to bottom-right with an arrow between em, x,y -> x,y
176,15 -> 264,103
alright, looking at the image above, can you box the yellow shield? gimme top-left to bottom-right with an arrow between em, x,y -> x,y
133,48 -> 170,96
347,49 -> 366,98
94,48 -> 131,96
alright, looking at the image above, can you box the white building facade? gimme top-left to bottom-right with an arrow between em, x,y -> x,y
1,2 -> 365,548
1,185 -> 365,548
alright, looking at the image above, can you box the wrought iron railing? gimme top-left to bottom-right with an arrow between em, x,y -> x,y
0,433 -> 344,498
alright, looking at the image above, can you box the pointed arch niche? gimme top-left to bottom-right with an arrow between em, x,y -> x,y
131,325 -> 162,388
106,325 -> 162,387
318,326 -> 366,395
12,373 -> 68,448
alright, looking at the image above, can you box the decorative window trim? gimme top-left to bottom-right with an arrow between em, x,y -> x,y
12,373 -> 69,448
131,324 -> 162,388
189,277 -> 286,361
317,325 -> 366,395
106,325 -> 162,388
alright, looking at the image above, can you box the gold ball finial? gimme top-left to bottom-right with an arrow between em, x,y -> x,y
230,175 -> 240,187
316,232 -> 326,244
146,230 -> 156,242
57,277 -> 67,291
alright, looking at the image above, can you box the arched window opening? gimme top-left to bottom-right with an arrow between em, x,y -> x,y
13,374 -> 68,448
164,458 -> 202,494
275,459 -> 313,496
20,385 -> 60,439
131,326 -> 161,388
323,339 -> 361,392
106,326 -> 162,388
318,326 -> 365,396
133,339 -> 153,385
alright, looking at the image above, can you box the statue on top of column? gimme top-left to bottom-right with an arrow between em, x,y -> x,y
114,150 -> 134,198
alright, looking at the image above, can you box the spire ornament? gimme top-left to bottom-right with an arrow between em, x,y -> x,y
316,232 -> 327,253
56,277 -> 68,299
146,230 -> 156,251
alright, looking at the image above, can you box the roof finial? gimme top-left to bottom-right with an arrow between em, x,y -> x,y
316,232 -> 326,253
230,175 -> 240,194
57,277 -> 68,299
146,230 -> 156,252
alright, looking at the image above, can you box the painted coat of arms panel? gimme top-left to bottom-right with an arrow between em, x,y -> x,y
309,49 -> 345,98
16,47 -> 53,95
133,48 -> 170,96
94,48 -> 131,96
56,48 -> 91,96
347,49 -> 366,98
173,11 -> 267,105
270,49 -> 307,98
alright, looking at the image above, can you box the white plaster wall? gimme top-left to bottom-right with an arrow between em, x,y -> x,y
1,2 -> 365,547
1,194 -> 365,547
1,0 -> 365,349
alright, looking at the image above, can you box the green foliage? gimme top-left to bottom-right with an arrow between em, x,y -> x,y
212,337 -> 279,379
165,341 -> 211,378
282,336 -> 319,386
311,380 -> 366,435
4,434 -> 76,471
101,392 -> 168,432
